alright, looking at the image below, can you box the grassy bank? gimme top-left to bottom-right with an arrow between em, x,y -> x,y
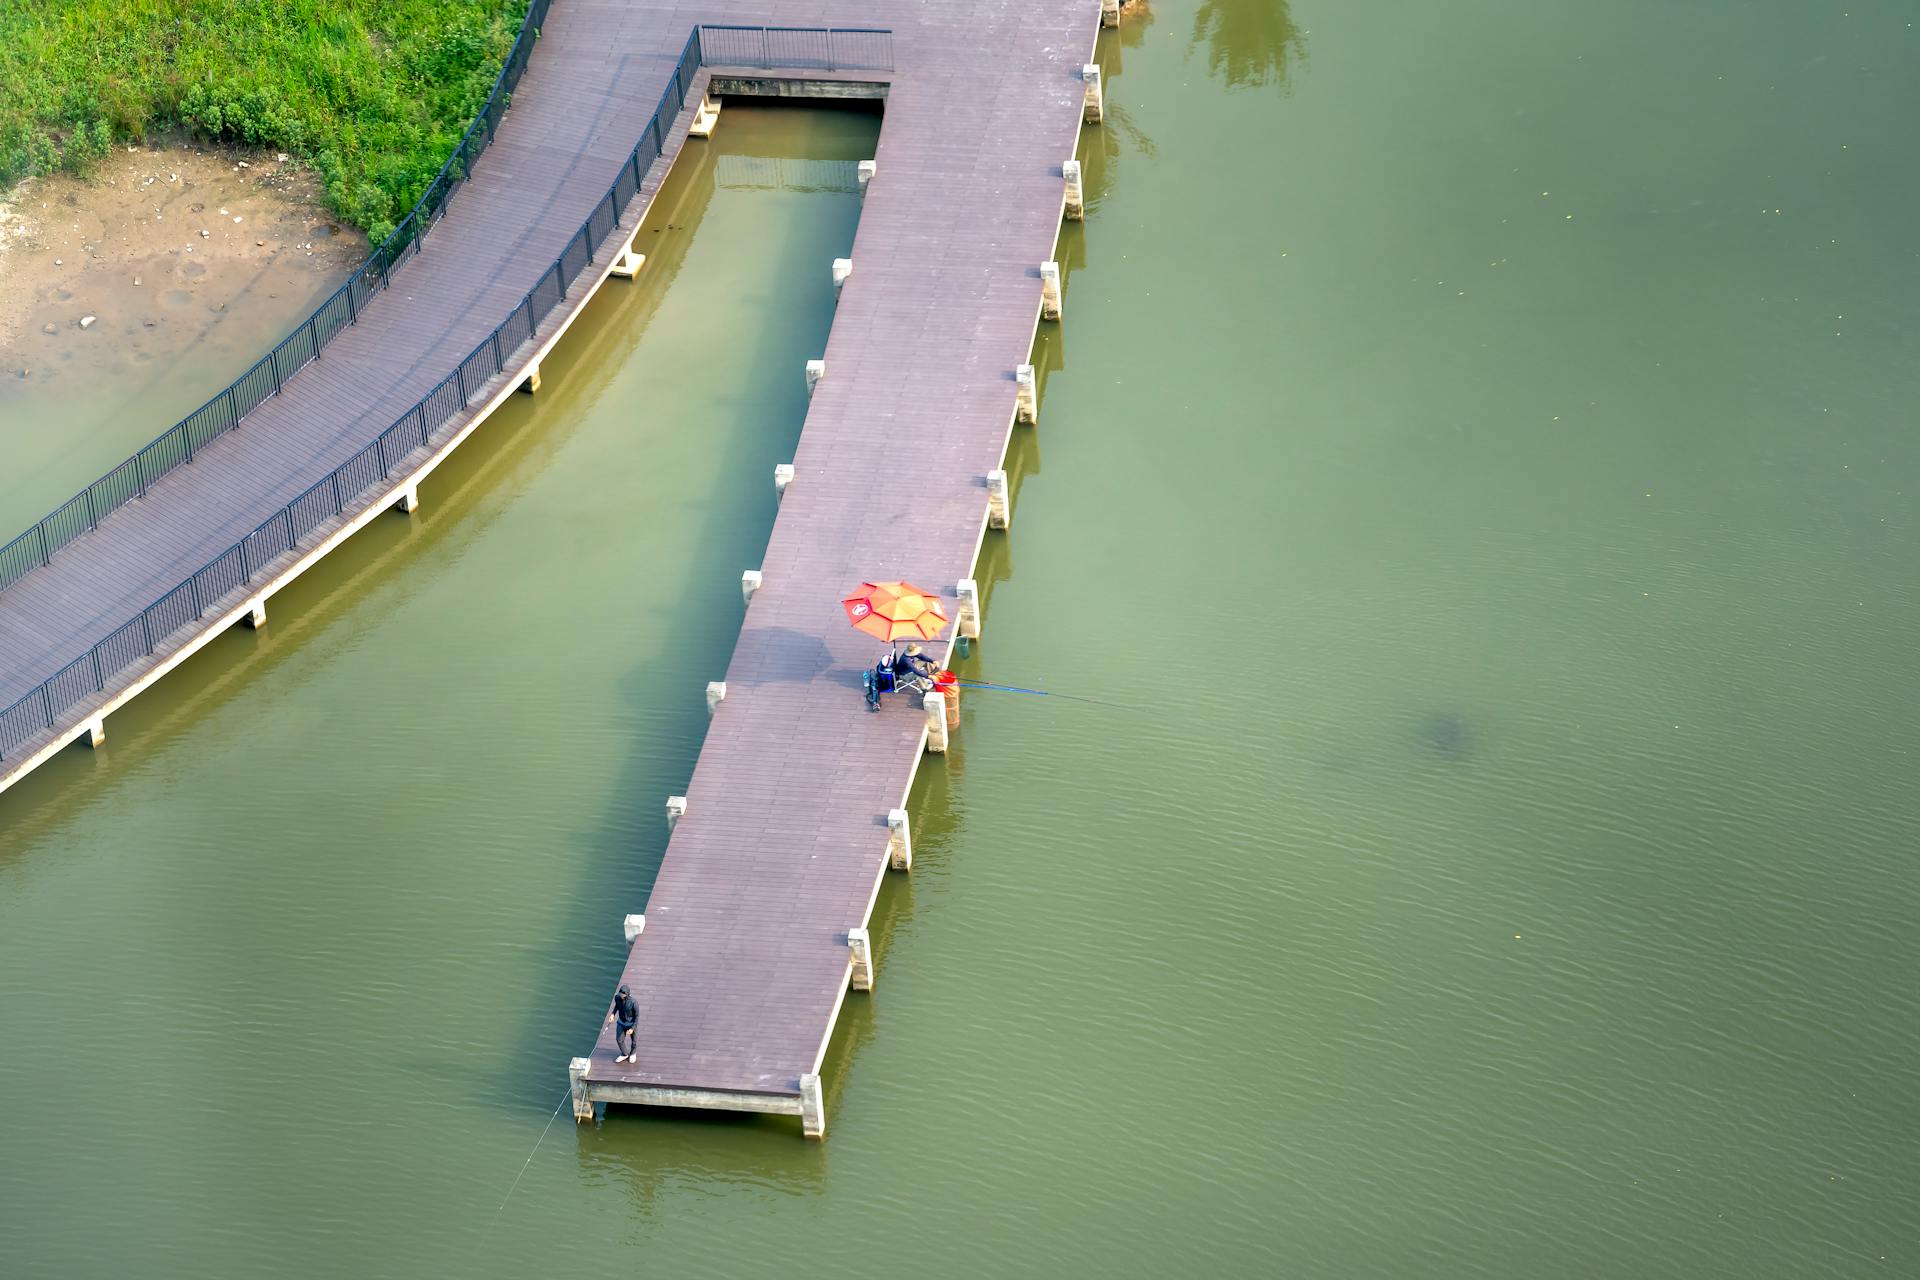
0,0 -> 526,243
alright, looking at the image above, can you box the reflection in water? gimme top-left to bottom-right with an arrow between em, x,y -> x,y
1190,0 -> 1304,91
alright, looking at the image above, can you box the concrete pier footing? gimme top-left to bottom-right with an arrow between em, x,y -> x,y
742,569 -> 763,604
857,159 -> 876,189
1040,262 -> 1063,320
774,463 -> 795,499
924,691 -> 950,752
1082,65 -> 1104,124
394,485 -> 420,515
690,95 -> 721,137
519,364 -> 542,394
987,469 -> 1011,529
805,359 -> 826,397
848,927 -> 873,991
242,598 -> 268,629
831,258 -> 853,296
887,808 -> 913,871
610,242 -> 648,278
799,1073 -> 826,1139
666,795 -> 687,830
1102,0 -> 1121,26
623,913 -> 646,943
1015,363 -> 1038,423
956,578 -> 982,639
706,681 -> 727,713
85,718 -> 106,748
1063,159 -> 1085,220
570,1057 -> 594,1122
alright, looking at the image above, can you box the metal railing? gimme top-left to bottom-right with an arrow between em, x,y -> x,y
697,25 -> 893,73
0,24 -> 889,763
0,0 -> 555,603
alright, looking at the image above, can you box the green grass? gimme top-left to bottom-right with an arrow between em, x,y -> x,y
0,0 -> 527,243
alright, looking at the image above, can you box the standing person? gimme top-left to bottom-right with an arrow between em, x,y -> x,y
605,984 -> 638,1063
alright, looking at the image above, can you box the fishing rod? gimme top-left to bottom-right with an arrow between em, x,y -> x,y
950,678 -> 1141,711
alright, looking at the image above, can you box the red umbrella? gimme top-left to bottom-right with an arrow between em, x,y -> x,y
842,580 -> 948,644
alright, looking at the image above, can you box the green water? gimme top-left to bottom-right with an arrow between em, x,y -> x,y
3,4 -> 1917,1275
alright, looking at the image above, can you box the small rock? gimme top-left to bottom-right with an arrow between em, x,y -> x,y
233,215 -> 243,223
133,277 -> 141,286
256,239 -> 266,247
276,153 -> 288,163
219,207 -> 228,215
199,229 -> 210,238
238,161 -> 249,169
16,368 -> 28,379
53,258 -> 62,266
79,315 -> 96,329
42,323 -> 57,335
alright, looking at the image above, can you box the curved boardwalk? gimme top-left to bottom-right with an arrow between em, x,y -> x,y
0,0 -> 1109,1138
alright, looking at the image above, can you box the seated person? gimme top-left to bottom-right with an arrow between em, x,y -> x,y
894,643 -> 938,688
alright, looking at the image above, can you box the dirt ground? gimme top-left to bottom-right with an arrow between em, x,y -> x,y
0,140 -> 364,386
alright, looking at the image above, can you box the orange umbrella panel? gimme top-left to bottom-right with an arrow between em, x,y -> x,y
842,580 -> 949,644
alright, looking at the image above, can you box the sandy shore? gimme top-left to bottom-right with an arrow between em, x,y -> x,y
1,141 -> 364,387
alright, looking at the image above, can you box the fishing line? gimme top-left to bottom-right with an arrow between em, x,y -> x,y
951,678 -> 1142,711
486,1087 -> 573,1233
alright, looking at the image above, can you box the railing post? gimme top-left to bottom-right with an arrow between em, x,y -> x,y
225,386 -> 239,429
491,330 -> 504,375
85,486 -> 97,531
189,575 -> 202,619
141,609 -> 153,654
40,684 -> 53,729
346,278 -> 358,324
377,435 -> 389,479
239,537 -> 251,582
36,523 -> 49,567
134,452 -> 146,498
331,471 -> 343,515
284,508 -> 297,552
306,315 -> 320,359
762,27 -> 770,68
91,646 -> 103,691
269,350 -> 282,397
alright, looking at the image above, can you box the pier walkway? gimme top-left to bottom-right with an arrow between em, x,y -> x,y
0,0 -> 1111,1138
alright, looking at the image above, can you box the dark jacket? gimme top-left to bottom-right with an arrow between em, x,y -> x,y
611,991 -> 638,1027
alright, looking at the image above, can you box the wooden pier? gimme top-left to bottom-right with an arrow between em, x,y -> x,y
0,0 -> 1113,1137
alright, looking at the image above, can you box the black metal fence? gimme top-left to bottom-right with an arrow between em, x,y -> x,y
0,23 -> 890,763
697,25 -> 893,72
0,0 -> 556,603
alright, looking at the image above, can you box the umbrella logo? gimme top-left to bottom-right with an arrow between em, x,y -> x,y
850,603 -> 870,618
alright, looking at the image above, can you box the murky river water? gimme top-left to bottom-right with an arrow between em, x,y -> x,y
2,4 -> 1916,1276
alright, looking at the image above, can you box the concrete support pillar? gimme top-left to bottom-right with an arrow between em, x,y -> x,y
805,359 -> 826,397
887,808 -> 913,871
1040,262 -> 1063,321
394,485 -> 419,515
987,470 -> 1011,530
742,569 -> 763,605
610,241 -> 648,279
831,258 -> 853,297
774,463 -> 795,500
1063,159 -> 1085,220
570,1056 -> 594,1122
956,578 -> 982,640
924,691 -> 950,753
857,160 -> 876,189
623,913 -> 646,943
799,1073 -> 826,1139
1015,364 -> 1038,424
1082,64 -> 1105,125
519,363 -> 541,394
706,681 -> 727,714
243,598 -> 268,629
666,795 -> 687,831
1102,0 -> 1121,26
848,927 -> 874,991
690,95 -> 721,138
85,717 -> 106,749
